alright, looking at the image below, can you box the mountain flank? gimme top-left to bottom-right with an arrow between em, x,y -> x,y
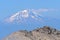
3,26 -> 60,40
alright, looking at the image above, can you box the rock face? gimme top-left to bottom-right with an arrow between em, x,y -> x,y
3,26 -> 60,40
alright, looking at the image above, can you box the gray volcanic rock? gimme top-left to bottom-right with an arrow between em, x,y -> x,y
3,26 -> 60,40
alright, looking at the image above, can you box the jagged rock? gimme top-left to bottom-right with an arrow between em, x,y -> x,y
3,26 -> 60,40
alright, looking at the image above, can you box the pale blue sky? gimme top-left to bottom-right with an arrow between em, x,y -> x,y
0,0 -> 60,40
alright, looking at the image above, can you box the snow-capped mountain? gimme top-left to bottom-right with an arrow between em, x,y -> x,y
5,9 -> 46,23
5,9 -> 59,27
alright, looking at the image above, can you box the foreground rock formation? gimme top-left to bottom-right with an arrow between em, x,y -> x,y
3,26 -> 60,40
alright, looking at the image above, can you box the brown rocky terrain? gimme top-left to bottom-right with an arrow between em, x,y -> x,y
3,26 -> 60,40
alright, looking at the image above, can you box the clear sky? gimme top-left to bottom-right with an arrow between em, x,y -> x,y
0,0 -> 60,40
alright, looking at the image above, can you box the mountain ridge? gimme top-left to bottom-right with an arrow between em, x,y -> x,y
3,26 -> 60,40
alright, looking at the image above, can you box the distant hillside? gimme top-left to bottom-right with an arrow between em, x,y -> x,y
3,26 -> 60,40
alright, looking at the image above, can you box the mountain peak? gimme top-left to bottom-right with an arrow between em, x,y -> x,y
5,9 -> 44,23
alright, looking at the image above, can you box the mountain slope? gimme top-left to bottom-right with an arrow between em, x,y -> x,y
3,26 -> 60,40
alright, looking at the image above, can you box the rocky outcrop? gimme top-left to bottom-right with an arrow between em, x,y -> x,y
3,26 -> 60,40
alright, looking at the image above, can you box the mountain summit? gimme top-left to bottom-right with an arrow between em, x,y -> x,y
5,9 -> 44,23
3,26 -> 60,40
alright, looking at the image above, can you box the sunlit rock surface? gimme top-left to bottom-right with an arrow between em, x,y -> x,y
3,26 -> 60,40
